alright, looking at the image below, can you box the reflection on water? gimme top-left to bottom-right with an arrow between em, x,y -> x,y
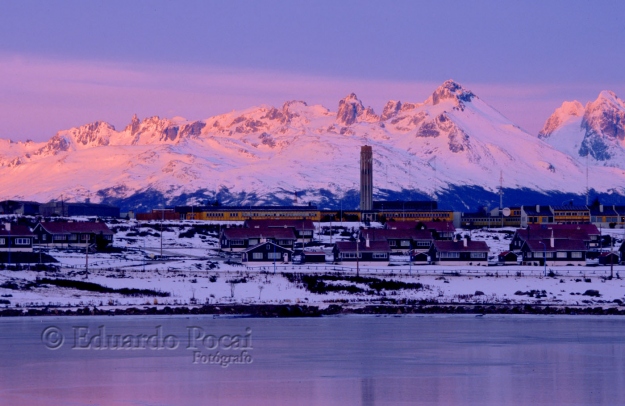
1,315 -> 624,405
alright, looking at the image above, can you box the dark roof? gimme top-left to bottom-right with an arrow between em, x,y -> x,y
0,225 -> 34,236
36,222 -> 113,235
176,205 -> 318,214
243,241 -> 294,253
432,240 -> 489,252
515,224 -> 599,241
524,239 -> 587,252
522,205 -> 553,216
361,228 -> 433,242
424,221 -> 456,233
385,221 -> 455,233
334,241 -> 390,253
244,219 -> 315,231
551,205 -> 590,211
223,228 -> 296,240
385,221 -> 419,230
588,206 -> 619,216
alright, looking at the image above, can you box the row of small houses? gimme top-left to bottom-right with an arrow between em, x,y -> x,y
0,222 -> 114,252
225,220 -> 625,266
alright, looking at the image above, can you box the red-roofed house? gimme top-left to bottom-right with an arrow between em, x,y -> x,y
510,224 -> 600,251
332,240 -> 390,265
33,222 -> 114,248
520,238 -> 587,266
0,223 -> 35,252
243,219 -> 315,242
220,227 -> 296,252
428,239 -> 489,265
360,228 -> 434,253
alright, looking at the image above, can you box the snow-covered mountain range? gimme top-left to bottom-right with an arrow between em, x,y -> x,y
2,80 -> 625,211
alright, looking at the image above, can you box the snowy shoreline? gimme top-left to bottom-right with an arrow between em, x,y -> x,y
1,219 -> 624,316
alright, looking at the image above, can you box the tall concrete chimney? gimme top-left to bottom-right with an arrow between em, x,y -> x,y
360,145 -> 373,211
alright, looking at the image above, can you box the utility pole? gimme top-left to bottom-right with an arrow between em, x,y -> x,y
610,235 -> 614,279
586,154 -> 589,205
160,207 -> 164,258
85,235 -> 89,279
356,229 -> 360,278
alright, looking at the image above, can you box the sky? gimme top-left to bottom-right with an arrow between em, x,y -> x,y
1,0 -> 624,142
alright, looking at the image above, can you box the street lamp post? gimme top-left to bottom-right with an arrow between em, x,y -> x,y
538,241 -> 546,277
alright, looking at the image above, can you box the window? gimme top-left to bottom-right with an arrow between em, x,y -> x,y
400,240 -> 410,247
0,238 -> 4,245
388,240 -> 397,247
230,239 -> 244,246
571,252 -> 582,258
440,252 -> 460,259
267,252 -> 281,259
278,240 -> 290,245
81,234 -> 90,241
341,252 -> 361,259
54,235 -> 67,241
301,231 -> 312,236
556,252 -> 567,258
69,234 -> 77,241
249,239 -> 259,245
470,252 -> 486,259
252,253 -> 263,260
15,238 -> 30,245
416,241 -> 430,247
42,234 -> 47,241
373,253 -> 387,259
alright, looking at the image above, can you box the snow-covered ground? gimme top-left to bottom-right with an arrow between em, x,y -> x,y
1,220 -> 624,311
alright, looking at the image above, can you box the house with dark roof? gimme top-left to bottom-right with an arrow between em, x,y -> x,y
360,228 -> 433,253
428,239 -> 489,265
519,238 -> 587,266
220,227 -> 296,252
588,205 -> 620,228
598,251 -> 620,266
33,222 -> 114,248
497,251 -> 521,265
332,240 -> 390,265
241,241 -> 293,264
384,220 -> 456,240
243,219 -> 315,242
510,224 -> 601,251
0,224 -> 35,252
521,205 -> 554,227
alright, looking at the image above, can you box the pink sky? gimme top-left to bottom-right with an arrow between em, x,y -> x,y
1,54 -> 617,142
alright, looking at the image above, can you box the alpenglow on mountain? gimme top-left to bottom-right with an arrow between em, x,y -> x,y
2,80 -> 625,211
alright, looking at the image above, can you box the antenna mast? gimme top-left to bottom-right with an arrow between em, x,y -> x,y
499,170 -> 503,209
586,154 -> 589,205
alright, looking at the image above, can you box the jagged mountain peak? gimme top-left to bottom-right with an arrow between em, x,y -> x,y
381,100 -> 402,121
336,93 -> 378,125
428,79 -> 476,107
588,90 -> 625,111
538,101 -> 584,139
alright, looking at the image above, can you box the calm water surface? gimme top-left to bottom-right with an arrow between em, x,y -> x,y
1,315 -> 624,405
